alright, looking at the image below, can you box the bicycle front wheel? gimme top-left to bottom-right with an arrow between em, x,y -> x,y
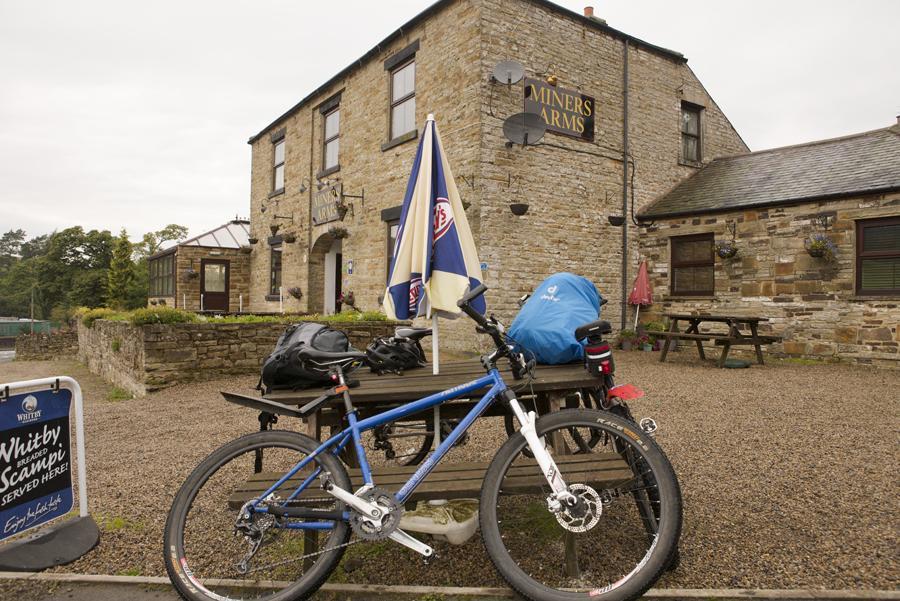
164,430 -> 351,601
480,409 -> 681,601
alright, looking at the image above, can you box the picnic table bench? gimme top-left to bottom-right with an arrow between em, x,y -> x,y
657,313 -> 780,367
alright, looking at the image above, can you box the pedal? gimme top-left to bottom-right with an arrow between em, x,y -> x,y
639,417 -> 658,436
389,528 -> 434,557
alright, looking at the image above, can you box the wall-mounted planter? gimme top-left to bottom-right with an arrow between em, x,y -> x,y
283,234 -> 297,243
509,203 -> 529,216
715,241 -> 739,259
287,286 -> 303,300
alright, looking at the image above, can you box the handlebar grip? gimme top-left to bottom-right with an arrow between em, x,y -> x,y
457,283 -> 488,308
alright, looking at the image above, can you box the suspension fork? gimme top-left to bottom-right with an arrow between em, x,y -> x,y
501,389 -> 576,508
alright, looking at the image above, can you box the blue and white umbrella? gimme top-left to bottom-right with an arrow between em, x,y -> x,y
383,114 -> 485,373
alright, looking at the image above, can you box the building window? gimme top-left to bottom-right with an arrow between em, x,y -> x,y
681,102 -> 702,163
390,59 -> 416,140
149,253 -> 174,296
671,233 -> 714,296
269,243 -> 283,296
856,216 -> 900,295
386,219 -> 399,284
273,138 -> 285,191
323,107 -> 340,172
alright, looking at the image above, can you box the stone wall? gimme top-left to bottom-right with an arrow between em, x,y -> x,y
77,319 -> 406,396
15,329 -> 79,360
638,191 -> 900,367
244,0 -> 747,352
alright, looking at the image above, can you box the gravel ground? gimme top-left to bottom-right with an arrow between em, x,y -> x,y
0,351 -> 897,593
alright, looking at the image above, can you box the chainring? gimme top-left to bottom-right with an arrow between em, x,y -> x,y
349,487 -> 402,541
555,483 -> 603,533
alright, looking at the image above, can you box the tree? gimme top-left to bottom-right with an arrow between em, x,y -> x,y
0,229 -> 26,270
138,224 -> 188,259
107,229 -> 134,309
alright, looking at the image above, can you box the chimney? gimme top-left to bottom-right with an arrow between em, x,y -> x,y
583,5 -> 607,24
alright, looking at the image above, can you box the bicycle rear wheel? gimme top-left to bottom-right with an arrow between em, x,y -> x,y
480,409 -> 681,601
164,430 -> 350,601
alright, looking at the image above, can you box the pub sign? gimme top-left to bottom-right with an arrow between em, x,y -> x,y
524,77 -> 595,141
312,182 -> 344,226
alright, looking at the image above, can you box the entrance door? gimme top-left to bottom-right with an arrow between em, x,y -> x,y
323,240 -> 342,315
201,259 -> 229,312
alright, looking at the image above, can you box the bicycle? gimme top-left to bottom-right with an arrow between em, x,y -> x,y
164,284 -> 682,601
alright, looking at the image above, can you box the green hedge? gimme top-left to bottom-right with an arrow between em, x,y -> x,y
78,307 -> 389,328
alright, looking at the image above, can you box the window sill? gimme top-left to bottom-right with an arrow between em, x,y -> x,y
678,160 -> 703,169
381,130 -> 418,152
268,188 -> 285,199
317,165 -> 340,179
850,294 -> 900,301
265,294 -> 282,302
663,295 -> 718,301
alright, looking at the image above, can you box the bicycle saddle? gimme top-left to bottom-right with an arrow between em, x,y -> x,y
394,327 -> 432,341
296,347 -> 368,364
574,320 -> 612,341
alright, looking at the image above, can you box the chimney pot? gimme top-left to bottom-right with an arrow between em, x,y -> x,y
896,115 -> 900,125
584,6 -> 594,17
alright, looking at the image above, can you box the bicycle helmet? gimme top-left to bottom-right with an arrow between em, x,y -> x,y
366,337 -> 426,374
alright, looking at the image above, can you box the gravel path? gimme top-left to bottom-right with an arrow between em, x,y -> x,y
1,352 -> 897,592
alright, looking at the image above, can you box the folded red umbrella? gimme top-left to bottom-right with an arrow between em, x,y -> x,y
629,261 -> 652,306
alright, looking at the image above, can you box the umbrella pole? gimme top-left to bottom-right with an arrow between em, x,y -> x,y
432,314 -> 441,447
634,305 -> 640,330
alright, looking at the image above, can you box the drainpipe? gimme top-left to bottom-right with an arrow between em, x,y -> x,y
620,39 -> 629,331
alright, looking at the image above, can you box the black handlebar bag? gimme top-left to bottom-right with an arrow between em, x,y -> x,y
258,323 -> 353,393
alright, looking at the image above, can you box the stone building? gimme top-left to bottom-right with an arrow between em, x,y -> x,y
244,0 -> 746,349
638,123 -> 900,366
148,219 -> 251,312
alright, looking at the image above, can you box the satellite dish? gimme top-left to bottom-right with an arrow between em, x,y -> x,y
502,112 -> 547,146
492,60 -> 525,85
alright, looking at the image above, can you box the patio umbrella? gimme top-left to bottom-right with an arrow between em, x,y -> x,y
383,114 -> 486,375
628,260 -> 653,329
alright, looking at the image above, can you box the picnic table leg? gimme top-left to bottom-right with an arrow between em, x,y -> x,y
717,342 -> 731,368
303,530 -> 318,571
544,393 -> 581,579
659,319 -> 678,362
749,322 -> 765,365
685,319 -> 706,360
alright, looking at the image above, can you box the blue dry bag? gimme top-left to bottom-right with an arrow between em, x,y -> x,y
508,272 -> 603,364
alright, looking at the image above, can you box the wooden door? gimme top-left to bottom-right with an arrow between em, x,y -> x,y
201,259 -> 229,312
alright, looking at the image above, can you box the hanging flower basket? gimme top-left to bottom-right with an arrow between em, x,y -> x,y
328,226 -> 349,239
183,269 -> 199,281
715,240 -> 739,259
283,233 -> 297,243
804,234 -> 837,262
287,286 -> 303,300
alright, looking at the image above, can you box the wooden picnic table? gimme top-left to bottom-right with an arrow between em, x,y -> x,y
260,359 -> 600,440
657,313 -> 779,367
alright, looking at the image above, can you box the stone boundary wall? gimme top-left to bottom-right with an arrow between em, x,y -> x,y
14,329 -> 79,360
78,319 -> 406,396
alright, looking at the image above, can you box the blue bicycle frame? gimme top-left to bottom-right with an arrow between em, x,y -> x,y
249,368 -> 508,530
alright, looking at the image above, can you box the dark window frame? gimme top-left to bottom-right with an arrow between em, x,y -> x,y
389,57 -> 416,142
670,232 -> 715,296
149,253 -> 175,297
680,101 -> 702,164
269,243 -> 283,297
856,216 -> 900,295
322,106 -> 340,174
386,218 -> 399,284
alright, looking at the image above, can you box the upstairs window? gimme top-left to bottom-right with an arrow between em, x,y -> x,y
269,243 -> 283,297
273,138 -> 285,192
149,253 -> 174,296
323,107 -> 340,172
390,59 -> 416,140
671,233 -> 714,296
856,217 -> 900,295
681,102 -> 702,163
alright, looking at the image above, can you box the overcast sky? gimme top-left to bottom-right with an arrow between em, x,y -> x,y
1,0 -> 898,241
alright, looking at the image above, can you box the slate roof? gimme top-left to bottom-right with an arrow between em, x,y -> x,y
640,125 -> 900,219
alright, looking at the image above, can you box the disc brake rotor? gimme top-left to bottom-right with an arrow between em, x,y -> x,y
555,483 -> 602,533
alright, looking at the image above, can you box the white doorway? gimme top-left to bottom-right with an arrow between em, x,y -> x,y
323,239 -> 343,315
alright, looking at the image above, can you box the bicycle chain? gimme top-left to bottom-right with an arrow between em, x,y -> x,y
240,533 -> 365,575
